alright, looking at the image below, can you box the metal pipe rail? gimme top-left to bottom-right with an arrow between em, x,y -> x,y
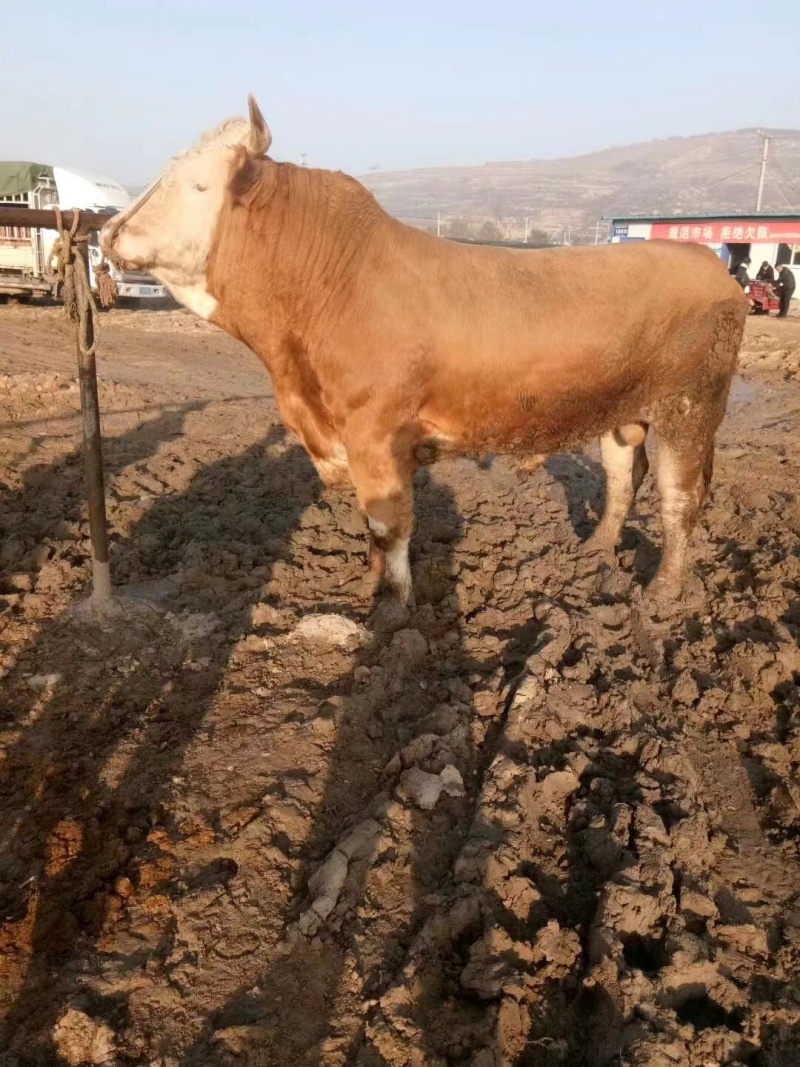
0,208 -> 113,233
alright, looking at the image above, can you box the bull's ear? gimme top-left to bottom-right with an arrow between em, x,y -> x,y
247,94 -> 272,158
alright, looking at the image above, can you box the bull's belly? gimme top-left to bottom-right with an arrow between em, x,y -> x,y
419,389 -> 647,457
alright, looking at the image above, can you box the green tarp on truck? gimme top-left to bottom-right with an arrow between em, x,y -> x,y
0,162 -> 54,197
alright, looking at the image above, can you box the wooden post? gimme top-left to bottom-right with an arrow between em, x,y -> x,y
0,206 -> 114,601
72,242 -> 112,602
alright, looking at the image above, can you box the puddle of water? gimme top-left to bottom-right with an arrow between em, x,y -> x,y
730,376 -> 759,403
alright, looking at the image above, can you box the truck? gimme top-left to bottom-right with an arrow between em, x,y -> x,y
0,161 -> 167,304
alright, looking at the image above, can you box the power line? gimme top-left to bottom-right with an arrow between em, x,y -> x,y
767,166 -> 796,209
769,158 -> 800,203
705,162 -> 760,188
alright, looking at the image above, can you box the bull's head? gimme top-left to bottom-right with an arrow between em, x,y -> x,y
100,96 -> 271,315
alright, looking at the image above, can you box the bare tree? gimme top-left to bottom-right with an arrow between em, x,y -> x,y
443,216 -> 474,239
476,219 -> 505,242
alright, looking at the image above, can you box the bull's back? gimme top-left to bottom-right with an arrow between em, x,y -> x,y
392,239 -> 746,452
432,238 -> 738,331
425,240 -> 741,373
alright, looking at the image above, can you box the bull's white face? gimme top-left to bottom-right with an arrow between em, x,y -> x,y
101,96 -> 271,319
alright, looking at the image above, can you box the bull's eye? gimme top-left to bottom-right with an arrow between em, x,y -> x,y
193,183 -> 208,192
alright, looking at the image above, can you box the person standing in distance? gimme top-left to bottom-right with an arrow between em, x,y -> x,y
734,257 -> 752,289
776,263 -> 796,318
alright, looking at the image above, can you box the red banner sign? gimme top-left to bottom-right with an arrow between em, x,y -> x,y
651,220 -> 800,243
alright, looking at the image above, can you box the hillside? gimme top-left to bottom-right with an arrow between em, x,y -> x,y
361,127 -> 800,244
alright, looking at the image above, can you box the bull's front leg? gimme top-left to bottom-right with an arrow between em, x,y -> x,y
272,391 -> 352,490
310,446 -> 352,490
345,425 -> 416,604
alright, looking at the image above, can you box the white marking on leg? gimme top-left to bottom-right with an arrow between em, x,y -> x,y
368,516 -> 389,539
593,430 -> 636,546
657,448 -> 691,523
313,445 -> 350,488
385,537 -> 412,603
655,444 -> 694,586
601,431 -> 634,485
331,443 -> 349,469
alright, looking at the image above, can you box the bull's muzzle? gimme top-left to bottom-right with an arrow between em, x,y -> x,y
99,175 -> 163,269
99,217 -> 123,264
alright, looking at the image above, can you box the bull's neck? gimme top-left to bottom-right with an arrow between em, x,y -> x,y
207,162 -> 385,357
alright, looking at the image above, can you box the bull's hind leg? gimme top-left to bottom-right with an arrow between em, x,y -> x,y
650,299 -> 745,595
346,428 -> 417,604
651,434 -> 714,594
589,423 -> 649,549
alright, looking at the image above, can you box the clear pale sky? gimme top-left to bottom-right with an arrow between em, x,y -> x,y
2,0 -> 798,185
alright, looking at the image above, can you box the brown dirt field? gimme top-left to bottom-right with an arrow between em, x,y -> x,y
1,303 -> 800,1067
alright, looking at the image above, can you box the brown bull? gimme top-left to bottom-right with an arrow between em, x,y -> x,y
102,97 -> 748,604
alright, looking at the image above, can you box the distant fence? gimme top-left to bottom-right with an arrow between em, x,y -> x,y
446,236 -> 552,250
393,212 -> 611,246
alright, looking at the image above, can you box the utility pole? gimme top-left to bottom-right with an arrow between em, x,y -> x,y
437,211 -> 442,237
755,131 -> 769,212
524,216 -> 530,244
594,219 -> 601,246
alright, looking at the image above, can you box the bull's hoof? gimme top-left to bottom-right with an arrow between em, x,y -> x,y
631,576 -> 689,638
370,570 -> 415,610
390,583 -> 416,610
646,573 -> 682,601
584,527 -> 619,555
648,571 -> 706,616
370,597 -> 411,634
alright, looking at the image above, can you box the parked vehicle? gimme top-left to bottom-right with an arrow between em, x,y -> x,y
749,281 -> 781,315
0,161 -> 167,304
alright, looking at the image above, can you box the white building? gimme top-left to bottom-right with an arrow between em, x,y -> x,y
607,212 -> 800,299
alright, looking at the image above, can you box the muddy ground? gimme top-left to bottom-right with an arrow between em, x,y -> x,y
1,303 -> 800,1067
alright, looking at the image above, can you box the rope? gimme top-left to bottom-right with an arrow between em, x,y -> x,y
51,209 -> 118,357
